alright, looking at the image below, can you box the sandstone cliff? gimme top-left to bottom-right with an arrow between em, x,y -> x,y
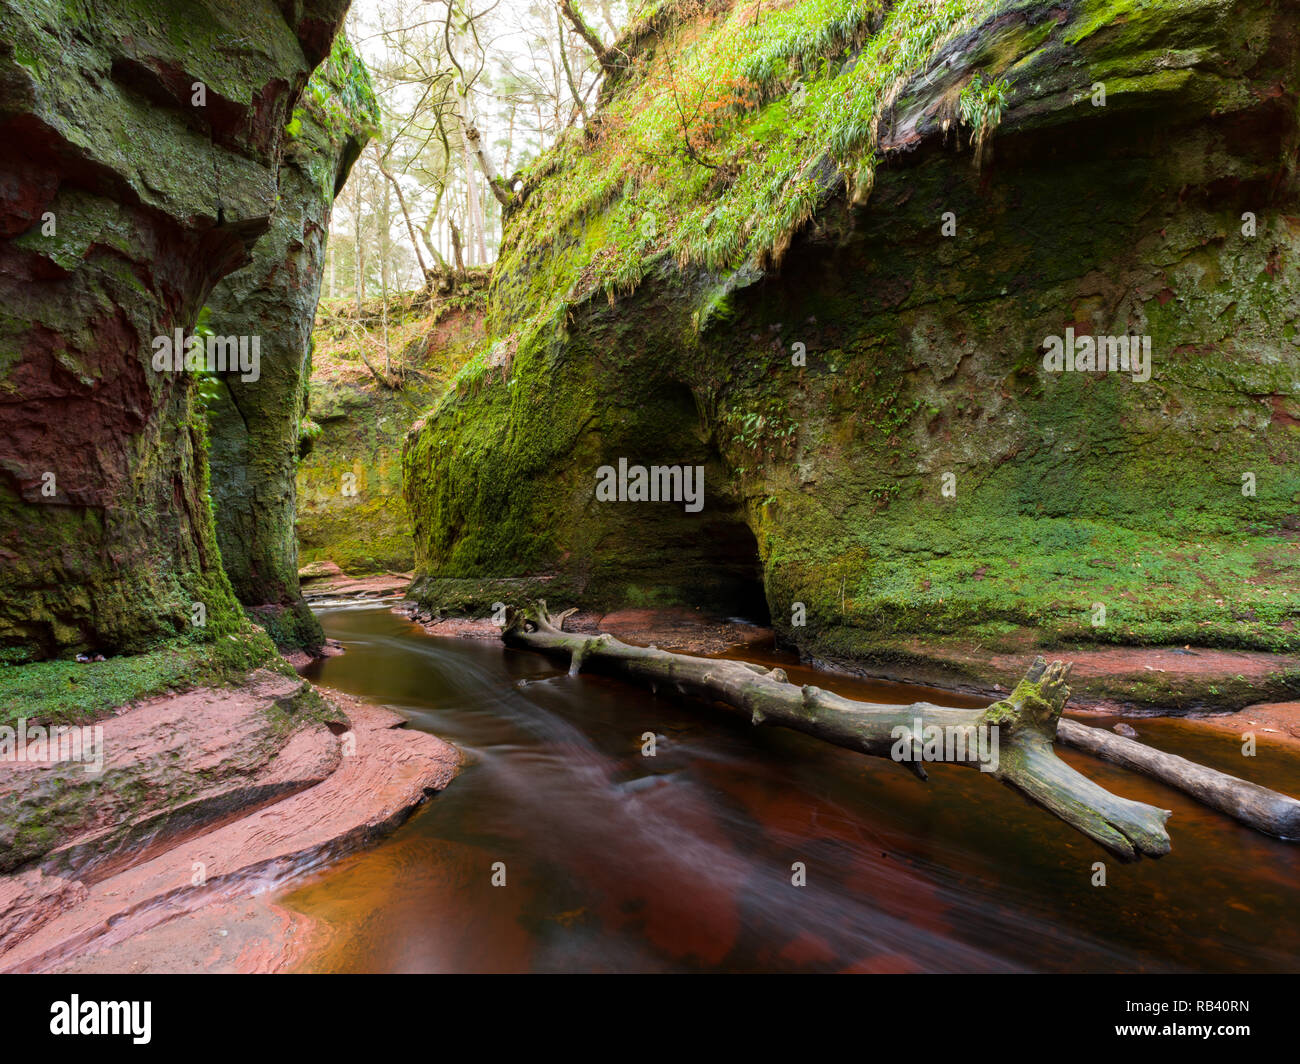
403,0 -> 1300,702
0,0 -> 350,661
206,34 -> 378,653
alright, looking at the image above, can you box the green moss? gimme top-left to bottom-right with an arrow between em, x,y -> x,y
204,30 -> 380,652
0,647 -> 344,877
403,0 -> 1300,707
0,627 -> 286,730
298,284 -> 487,574
491,0 -> 1000,341
1064,0 -> 1155,47
0,0 -> 356,664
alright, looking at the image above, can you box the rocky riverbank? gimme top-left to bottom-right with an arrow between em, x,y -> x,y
0,678 -> 458,973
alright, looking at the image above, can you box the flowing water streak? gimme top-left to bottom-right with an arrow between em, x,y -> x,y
286,607 -> 1300,973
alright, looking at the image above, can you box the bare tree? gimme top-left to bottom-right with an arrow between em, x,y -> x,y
329,0 -> 632,284
557,0 -> 620,78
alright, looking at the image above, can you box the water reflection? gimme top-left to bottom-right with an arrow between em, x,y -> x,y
287,607 -> 1300,973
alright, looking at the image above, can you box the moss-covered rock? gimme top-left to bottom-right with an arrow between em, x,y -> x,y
206,35 -> 378,653
0,0 -> 351,662
404,0 -> 1300,692
297,281 -> 487,575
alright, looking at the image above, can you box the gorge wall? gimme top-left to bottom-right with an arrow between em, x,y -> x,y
206,34 -> 377,652
403,0 -> 1300,691
297,280 -> 486,577
0,0 -> 351,662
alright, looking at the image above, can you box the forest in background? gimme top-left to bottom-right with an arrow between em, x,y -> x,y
328,0 -> 632,301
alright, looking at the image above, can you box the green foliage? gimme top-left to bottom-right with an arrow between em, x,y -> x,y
304,33 -> 381,139
721,399 -> 799,474
492,0 -> 1001,339
958,70 -> 1010,162
298,416 -> 323,453
958,71 -> 1010,132
191,305 -> 224,415
0,630 -> 287,729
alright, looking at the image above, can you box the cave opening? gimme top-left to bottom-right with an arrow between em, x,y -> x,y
592,378 -> 772,626
692,511 -> 771,626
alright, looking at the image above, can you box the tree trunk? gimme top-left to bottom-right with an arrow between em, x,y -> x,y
379,251 -> 390,377
502,603 -> 1300,852
1056,718 -> 1300,839
380,178 -> 392,303
420,212 -> 450,274
503,101 -> 517,174
374,147 -> 433,284
557,0 -> 620,79
475,172 -> 488,263
502,603 -> 1172,860
462,117 -> 510,209
597,0 -> 619,36
557,13 -> 590,127
460,145 -> 478,266
449,217 -> 466,277
445,18 -> 511,210
353,182 -> 364,314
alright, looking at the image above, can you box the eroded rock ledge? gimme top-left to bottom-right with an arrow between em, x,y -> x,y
0,679 -> 458,973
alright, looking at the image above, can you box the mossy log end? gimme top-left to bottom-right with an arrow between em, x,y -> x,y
503,602 -> 1173,860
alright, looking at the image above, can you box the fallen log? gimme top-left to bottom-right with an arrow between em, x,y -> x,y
1056,718 -> 1300,841
503,602 -> 1173,860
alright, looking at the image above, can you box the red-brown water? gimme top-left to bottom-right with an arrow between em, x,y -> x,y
290,606 -> 1300,972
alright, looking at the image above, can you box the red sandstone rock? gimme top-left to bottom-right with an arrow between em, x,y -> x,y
0,686 -> 458,973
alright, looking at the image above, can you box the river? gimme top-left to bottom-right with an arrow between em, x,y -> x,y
288,605 -> 1300,972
